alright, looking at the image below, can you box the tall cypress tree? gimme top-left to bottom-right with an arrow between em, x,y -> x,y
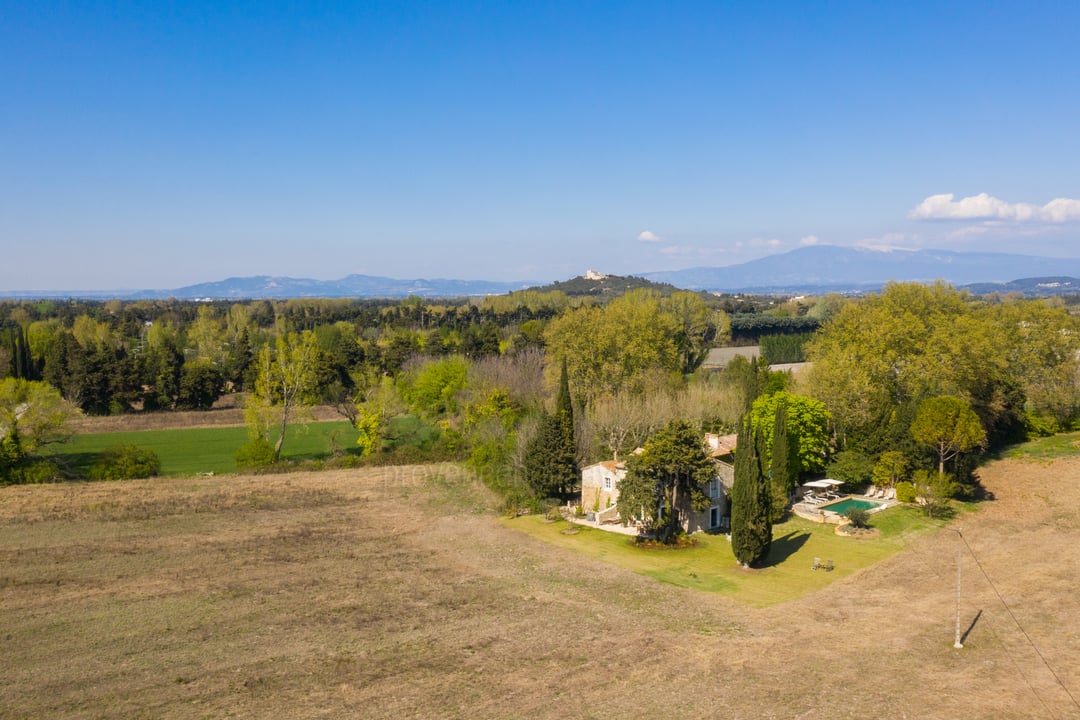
523,361 -> 579,499
523,410 -> 579,499
731,418 -> 772,567
557,358 -> 574,468
769,399 -> 793,523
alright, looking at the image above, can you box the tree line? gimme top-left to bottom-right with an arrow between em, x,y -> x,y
3,281 -> 1080,566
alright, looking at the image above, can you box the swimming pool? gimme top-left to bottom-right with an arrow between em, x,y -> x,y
820,498 -> 884,515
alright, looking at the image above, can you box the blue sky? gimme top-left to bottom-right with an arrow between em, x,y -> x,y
3,1 -> 1080,290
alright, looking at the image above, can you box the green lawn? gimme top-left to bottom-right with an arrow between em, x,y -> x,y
505,504 -> 945,607
1001,431 -> 1080,460
42,421 -> 360,477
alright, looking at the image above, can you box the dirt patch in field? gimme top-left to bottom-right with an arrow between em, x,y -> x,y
1,457 -> 1078,719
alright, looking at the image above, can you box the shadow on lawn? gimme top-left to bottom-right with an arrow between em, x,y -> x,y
47,451 -> 103,478
762,531 -> 811,567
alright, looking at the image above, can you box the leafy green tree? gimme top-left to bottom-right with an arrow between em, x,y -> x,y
749,391 -> 831,475
982,299 -> 1080,425
910,395 -> 987,476
353,407 -> 383,456
0,378 -> 75,484
912,469 -> 958,519
139,339 -> 184,410
617,419 -> 714,543
246,330 -> 321,463
664,291 -> 730,374
177,360 -> 225,410
544,289 -> 680,400
807,281 -> 1028,453
187,306 -> 228,365
398,356 -> 469,417
731,419 -> 771,567
462,322 -> 501,359
825,449 -> 875,487
871,450 -> 909,488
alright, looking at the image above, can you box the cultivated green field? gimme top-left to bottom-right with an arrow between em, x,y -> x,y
41,421 -> 361,476
506,504 -> 946,607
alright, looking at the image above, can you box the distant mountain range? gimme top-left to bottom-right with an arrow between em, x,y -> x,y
640,246 -> 1080,293
0,274 -> 533,300
4,246 -> 1080,299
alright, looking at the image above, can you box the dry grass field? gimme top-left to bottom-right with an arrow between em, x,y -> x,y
2,455 -> 1079,719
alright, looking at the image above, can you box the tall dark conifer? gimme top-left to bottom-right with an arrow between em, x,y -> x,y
523,361 -> 579,499
769,399 -> 793,522
556,359 -> 575,449
731,418 -> 772,567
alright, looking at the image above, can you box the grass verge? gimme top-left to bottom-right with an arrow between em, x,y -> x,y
1001,431 -> 1080,460
504,503 -> 945,607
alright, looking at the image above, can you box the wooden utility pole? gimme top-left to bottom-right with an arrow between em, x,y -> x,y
953,527 -> 964,649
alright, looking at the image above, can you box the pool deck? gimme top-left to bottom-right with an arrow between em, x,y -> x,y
793,495 -> 897,524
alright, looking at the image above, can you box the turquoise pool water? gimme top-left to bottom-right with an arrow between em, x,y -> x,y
821,498 -> 882,515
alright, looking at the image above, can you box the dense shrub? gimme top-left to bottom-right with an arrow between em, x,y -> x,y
759,332 -> 813,364
826,450 -> 875,489
1024,410 -> 1059,438
235,437 -> 275,469
845,507 -> 871,528
89,444 -> 160,480
895,481 -> 916,503
19,460 -> 61,484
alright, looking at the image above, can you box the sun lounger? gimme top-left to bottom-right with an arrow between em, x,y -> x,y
864,486 -> 877,497
875,488 -> 887,498
884,488 -> 896,500
812,557 -> 823,570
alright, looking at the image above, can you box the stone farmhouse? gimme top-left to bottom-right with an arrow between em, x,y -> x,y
580,433 -> 737,533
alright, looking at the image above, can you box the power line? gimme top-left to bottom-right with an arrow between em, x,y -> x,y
959,531 -> 1080,716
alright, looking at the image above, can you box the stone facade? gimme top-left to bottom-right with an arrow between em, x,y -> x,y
581,460 -> 625,515
580,458 -> 731,533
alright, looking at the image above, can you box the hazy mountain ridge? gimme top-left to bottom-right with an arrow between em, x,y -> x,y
640,246 -> 1080,292
3,246 -> 1080,299
0,275 -> 534,300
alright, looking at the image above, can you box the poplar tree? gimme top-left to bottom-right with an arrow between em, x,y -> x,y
731,419 -> 772,567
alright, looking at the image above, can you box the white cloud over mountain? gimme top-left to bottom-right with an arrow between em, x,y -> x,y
910,193 -> 1080,223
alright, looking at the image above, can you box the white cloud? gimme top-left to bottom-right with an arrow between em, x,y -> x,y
910,193 -> 1080,223
799,235 -> 819,246
638,230 -> 663,242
